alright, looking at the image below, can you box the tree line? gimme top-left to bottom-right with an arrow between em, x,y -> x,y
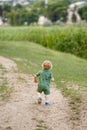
0,0 -> 87,26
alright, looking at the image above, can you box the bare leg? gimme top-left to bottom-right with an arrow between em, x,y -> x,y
37,92 -> 42,104
45,95 -> 50,105
37,92 -> 42,98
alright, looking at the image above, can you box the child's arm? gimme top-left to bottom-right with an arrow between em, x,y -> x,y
34,75 -> 38,83
51,78 -> 54,81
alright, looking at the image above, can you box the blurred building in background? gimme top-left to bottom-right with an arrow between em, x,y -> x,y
0,0 -> 29,6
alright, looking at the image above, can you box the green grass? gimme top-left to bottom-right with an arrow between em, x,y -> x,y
0,81 -> 14,100
0,26 -> 87,123
0,26 -> 87,59
0,41 -> 87,88
0,65 -> 14,100
0,40 -> 87,121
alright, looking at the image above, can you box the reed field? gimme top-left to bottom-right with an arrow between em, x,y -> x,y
0,25 -> 87,59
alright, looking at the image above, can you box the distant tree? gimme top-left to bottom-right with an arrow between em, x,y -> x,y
2,4 -> 12,12
6,9 -> 39,26
32,0 -> 46,15
0,5 -> 3,16
26,11 -> 38,25
45,0 -> 69,22
78,6 -> 87,21
13,4 -> 22,10
2,0 -> 87,25
0,4 -> 12,17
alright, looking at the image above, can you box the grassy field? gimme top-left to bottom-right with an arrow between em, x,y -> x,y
0,26 -> 87,59
0,40 -> 87,121
0,41 -> 87,87
0,25 -> 87,124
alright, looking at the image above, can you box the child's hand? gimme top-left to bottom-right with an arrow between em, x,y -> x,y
34,75 -> 38,83
51,78 -> 54,81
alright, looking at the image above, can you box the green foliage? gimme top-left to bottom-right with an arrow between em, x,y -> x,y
78,6 -> 87,21
0,4 -> 12,16
46,0 -> 69,22
6,9 -> 39,26
1,0 -> 87,25
0,5 -> 3,16
2,4 -> 12,12
0,40 -> 86,119
0,41 -> 87,88
26,11 -> 39,25
0,26 -> 87,59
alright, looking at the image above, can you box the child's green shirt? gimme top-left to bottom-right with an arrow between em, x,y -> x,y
36,69 -> 54,94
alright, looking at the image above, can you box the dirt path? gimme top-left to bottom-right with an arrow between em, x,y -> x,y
79,93 -> 87,130
0,56 -> 74,130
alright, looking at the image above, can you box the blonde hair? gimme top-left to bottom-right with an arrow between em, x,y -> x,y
42,60 -> 53,70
